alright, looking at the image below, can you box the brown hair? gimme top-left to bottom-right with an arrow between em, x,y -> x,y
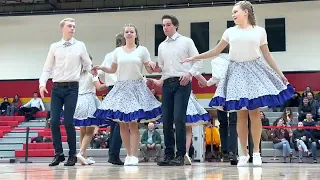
115,32 -> 125,47
123,24 -> 140,46
235,1 -> 256,26
162,14 -> 179,30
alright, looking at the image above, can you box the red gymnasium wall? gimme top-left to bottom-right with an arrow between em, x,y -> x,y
0,72 -> 319,103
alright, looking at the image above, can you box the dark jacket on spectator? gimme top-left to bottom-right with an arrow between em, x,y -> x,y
303,119 -> 316,132
298,104 -> 316,117
293,129 -> 309,141
292,129 -> 309,149
141,129 -> 162,145
271,129 -> 290,144
310,129 -> 320,143
261,118 -> 270,127
0,102 -> 10,111
288,92 -> 301,107
309,99 -> 319,110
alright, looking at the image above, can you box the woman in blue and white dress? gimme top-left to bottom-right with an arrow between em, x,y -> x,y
93,24 -> 161,166
182,1 -> 294,167
148,74 -> 211,165
74,65 -> 107,165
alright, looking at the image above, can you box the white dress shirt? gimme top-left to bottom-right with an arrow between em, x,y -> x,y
39,38 -> 92,87
98,51 -> 117,86
207,53 -> 230,86
23,98 -> 45,110
158,32 -> 203,80
78,72 -> 99,95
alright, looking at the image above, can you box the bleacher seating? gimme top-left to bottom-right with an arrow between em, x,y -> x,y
35,111 -> 48,118
0,116 -> 25,138
0,116 -> 24,123
15,149 -> 54,157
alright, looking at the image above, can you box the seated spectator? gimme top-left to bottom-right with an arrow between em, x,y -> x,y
307,92 -> 319,117
302,112 -> 316,132
18,92 -> 45,121
140,122 -> 162,162
310,121 -> 320,163
6,95 -> 22,116
292,122 -> 310,163
282,107 -> 294,126
0,97 -> 10,115
270,119 -> 293,163
288,92 -> 302,107
260,111 -> 270,141
315,92 -> 320,102
92,130 -> 109,149
298,97 -> 315,122
301,86 -> 314,98
273,118 -> 293,137
280,87 -> 300,111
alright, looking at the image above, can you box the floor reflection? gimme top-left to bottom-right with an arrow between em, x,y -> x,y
0,163 -> 320,180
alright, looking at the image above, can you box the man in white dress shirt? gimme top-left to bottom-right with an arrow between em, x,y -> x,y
18,92 -> 45,122
156,15 -> 203,166
98,32 -> 124,165
39,18 -> 92,166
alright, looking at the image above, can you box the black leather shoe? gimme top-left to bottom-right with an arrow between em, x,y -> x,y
169,156 -> 184,166
222,153 -> 230,162
229,152 -> 237,161
64,155 -> 77,166
49,154 -> 65,166
108,158 -> 124,165
157,156 -> 174,166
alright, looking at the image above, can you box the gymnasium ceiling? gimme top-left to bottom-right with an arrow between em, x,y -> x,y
0,0 -> 315,15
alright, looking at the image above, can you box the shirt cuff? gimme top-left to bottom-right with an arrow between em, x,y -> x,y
189,69 -> 197,76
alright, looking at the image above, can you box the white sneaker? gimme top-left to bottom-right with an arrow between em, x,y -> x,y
124,156 -> 132,166
86,157 -> 95,165
237,155 -> 250,167
76,153 -> 88,165
184,153 -> 192,165
129,156 -> 139,166
252,153 -> 262,166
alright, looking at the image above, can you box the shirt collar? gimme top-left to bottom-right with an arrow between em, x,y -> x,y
165,32 -> 180,42
61,37 -> 75,45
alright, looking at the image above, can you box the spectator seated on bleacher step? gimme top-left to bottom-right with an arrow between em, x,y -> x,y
18,92 -> 45,122
298,97 -> 316,122
0,97 -> 10,116
260,111 -> 270,141
302,112 -> 316,132
6,95 -> 22,116
310,121 -> 320,163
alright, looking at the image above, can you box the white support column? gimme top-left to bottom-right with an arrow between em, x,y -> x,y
192,125 -> 205,162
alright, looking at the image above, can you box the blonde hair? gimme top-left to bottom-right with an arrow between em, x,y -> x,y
123,24 -> 140,46
59,18 -> 75,28
235,1 -> 256,26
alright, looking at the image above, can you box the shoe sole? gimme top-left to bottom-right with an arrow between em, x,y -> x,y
169,163 -> 184,166
64,164 -> 75,166
48,158 -> 65,166
157,163 -> 173,166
